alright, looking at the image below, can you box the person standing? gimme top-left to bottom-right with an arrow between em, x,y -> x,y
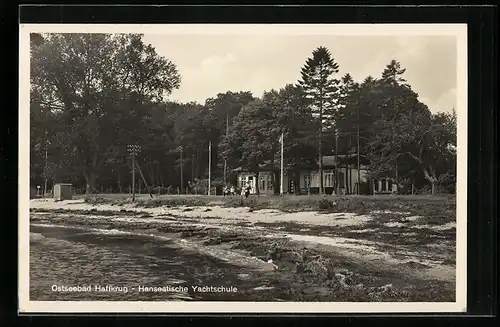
244,182 -> 251,198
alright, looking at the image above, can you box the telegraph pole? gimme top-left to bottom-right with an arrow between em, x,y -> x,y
223,109 -> 229,185
179,146 -> 183,194
356,103 -> 361,195
335,129 -> 339,195
43,143 -> 48,197
43,131 -> 49,197
208,142 -> 211,195
127,144 -> 141,202
393,98 -> 398,194
280,132 -> 284,196
135,161 -> 154,198
132,145 -> 138,200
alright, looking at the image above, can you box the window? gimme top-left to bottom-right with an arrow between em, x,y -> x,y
267,176 -> 273,190
324,172 -> 334,187
374,179 -> 378,192
259,176 -> 265,190
337,172 -> 345,187
381,179 -> 387,191
310,172 -> 317,186
388,179 -> 393,192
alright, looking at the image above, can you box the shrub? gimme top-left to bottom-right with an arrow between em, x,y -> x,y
318,198 -> 334,210
437,172 -> 456,194
84,195 -> 107,204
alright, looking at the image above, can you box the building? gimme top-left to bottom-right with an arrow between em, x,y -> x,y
233,155 -> 397,195
233,163 -> 278,196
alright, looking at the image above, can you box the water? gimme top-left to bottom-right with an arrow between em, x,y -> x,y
30,224 -> 258,301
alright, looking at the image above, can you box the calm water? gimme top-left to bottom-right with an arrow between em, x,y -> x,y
30,224 -> 262,301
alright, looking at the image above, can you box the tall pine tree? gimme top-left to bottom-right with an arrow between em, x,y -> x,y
337,73 -> 360,193
381,59 -> 409,87
297,46 -> 340,194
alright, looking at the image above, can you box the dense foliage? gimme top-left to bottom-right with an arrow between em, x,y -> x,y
30,35 -> 457,195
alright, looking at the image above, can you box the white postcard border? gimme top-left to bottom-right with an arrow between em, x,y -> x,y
19,23 -> 468,314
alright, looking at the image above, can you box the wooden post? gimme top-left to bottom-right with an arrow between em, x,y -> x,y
180,146 -> 183,194
356,104 -> 360,195
395,164 -> 399,194
132,149 -> 136,201
191,152 -> 195,184
127,144 -> 141,202
335,130 -> 339,195
224,109 -> 229,185
43,145 -> 48,197
208,142 -> 211,195
280,132 -> 284,196
136,162 -> 154,198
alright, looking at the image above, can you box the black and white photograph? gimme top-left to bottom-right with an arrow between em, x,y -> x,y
19,24 -> 467,313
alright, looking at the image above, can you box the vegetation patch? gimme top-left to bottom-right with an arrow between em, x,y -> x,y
82,194 -> 455,215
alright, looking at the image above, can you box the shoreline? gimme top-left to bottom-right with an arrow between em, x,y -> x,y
28,198 -> 457,302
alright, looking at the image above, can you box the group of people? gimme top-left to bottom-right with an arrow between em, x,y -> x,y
222,185 -> 236,197
223,183 -> 252,198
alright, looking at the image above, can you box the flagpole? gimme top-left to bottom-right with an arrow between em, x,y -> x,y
208,142 -> 211,195
223,109 -> 229,185
280,132 -> 284,196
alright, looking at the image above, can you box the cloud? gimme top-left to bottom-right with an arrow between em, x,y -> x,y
146,34 -> 457,112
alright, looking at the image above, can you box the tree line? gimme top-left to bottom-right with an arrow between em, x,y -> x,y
30,34 -> 456,196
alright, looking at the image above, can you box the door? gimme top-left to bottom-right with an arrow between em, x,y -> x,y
260,174 -> 273,195
247,176 -> 256,194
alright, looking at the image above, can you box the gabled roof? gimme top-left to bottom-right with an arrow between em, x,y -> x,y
232,154 -> 370,172
232,162 -> 279,172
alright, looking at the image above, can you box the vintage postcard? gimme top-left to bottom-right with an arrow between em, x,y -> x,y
19,23 -> 467,313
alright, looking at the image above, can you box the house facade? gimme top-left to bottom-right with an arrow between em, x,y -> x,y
237,171 -> 275,195
372,178 -> 397,194
297,166 -> 368,195
233,155 -> 397,195
234,163 -> 279,196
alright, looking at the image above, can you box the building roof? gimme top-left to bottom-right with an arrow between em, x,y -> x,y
232,154 -> 370,173
232,162 -> 279,173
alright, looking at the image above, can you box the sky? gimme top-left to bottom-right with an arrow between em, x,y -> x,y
143,34 -> 457,114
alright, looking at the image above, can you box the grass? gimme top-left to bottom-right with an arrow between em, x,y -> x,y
83,193 -> 455,214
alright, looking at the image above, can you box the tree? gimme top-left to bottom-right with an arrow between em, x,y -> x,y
366,84 -> 456,195
269,84 -> 318,171
220,99 -> 275,195
297,46 -> 341,194
136,102 -> 178,190
363,60 -> 455,195
431,110 -> 457,194
381,59 -> 410,87
336,75 -> 382,181
206,91 -> 255,179
30,33 -> 181,193
173,102 -> 217,183
262,84 -> 318,193
30,33 -> 45,48
335,73 -> 361,193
